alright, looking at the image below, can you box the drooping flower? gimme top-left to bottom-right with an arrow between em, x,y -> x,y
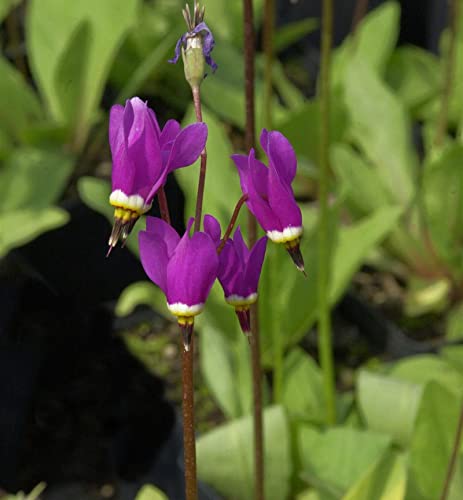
169,1 -> 217,87
203,215 -> 267,338
138,216 -> 218,349
231,129 -> 305,273
108,97 -> 207,252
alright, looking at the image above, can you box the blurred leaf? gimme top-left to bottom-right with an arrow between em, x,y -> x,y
77,176 -> 141,255
446,304 -> 463,340
27,0 -> 138,143
408,382 -> 461,500
332,1 -> 400,86
271,60 -> 306,111
404,278 -> 451,317
274,18 -> 318,53
0,57 -> 43,142
197,406 -> 291,500
357,370 -> 423,446
116,281 -> 169,319
282,348 -> 324,423
135,485 -> 168,500
389,354 -> 463,400
0,0 -> 20,21
423,144 -> 463,270
344,58 -> 417,204
0,208 -> 69,257
343,451 -> 406,500
0,148 -> 74,212
298,425 -> 392,495
386,46 -> 440,116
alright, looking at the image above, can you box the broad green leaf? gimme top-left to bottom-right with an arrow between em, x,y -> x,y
197,406 -> 291,500
343,451 -> 406,500
115,281 -> 169,319
0,208 -> 69,257
332,1 -> 400,86
135,485 -> 167,500
298,425 -> 392,495
389,354 -> 463,400
423,144 -> 463,270
446,304 -> 463,340
77,176 -> 141,256
0,148 -> 74,212
274,18 -> 318,53
27,0 -> 138,143
330,206 -> 402,302
0,0 -> 20,22
0,58 -> 42,141
344,58 -> 417,204
442,345 -> 463,372
357,370 -> 423,446
282,348 -> 325,423
331,144 -> 394,215
386,46 -> 440,116
408,382 -> 462,500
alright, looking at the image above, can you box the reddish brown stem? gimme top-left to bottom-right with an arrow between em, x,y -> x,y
157,186 -> 171,224
182,332 -> 197,500
440,400 -> 463,500
217,195 -> 249,254
351,0 -> 369,34
243,1 -> 264,499
192,85 -> 208,233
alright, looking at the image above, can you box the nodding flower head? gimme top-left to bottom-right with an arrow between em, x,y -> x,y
107,97 -> 207,254
138,216 -> 219,349
203,215 -> 267,338
231,129 -> 305,274
169,1 -> 217,88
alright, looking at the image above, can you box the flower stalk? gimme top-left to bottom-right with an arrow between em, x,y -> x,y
440,403 -> 463,499
318,0 -> 337,425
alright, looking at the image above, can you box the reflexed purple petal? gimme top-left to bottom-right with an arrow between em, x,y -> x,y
232,227 -> 249,263
124,97 -> 147,146
160,120 -> 181,148
169,34 -> 186,64
244,236 -> 267,294
166,232 -> 218,306
267,166 -> 303,229
166,122 -> 207,172
145,216 -> 180,256
203,215 -> 221,244
231,154 -> 250,194
192,22 -> 217,72
248,150 -> 270,198
139,230 -> 169,294
111,145 -> 135,193
264,130 -> 297,184
109,105 -> 124,155
147,108 -> 161,138
218,241 -> 242,297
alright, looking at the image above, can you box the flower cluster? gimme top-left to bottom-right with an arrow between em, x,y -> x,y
107,99 -> 304,345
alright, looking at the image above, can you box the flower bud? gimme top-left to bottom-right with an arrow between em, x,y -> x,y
182,35 -> 206,89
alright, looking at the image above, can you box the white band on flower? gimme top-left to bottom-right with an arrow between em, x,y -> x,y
168,302 -> 204,317
266,226 -> 303,243
225,293 -> 258,307
109,190 -> 151,214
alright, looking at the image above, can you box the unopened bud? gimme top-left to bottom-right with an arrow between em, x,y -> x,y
182,36 -> 205,89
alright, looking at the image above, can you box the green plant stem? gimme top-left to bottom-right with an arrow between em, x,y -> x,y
262,0 -> 275,130
440,402 -> 463,500
182,332 -> 197,500
243,0 -> 265,498
270,246 -> 283,404
435,0 -> 460,148
318,0 -> 336,426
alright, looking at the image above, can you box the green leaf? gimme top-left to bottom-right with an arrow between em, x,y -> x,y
408,382 -> 462,500
27,0 -> 138,143
0,0 -> 19,21
357,370 -> 423,446
344,58 -> 417,204
274,18 -> 318,53
0,208 -> 69,257
282,348 -> 325,423
0,148 -> 74,212
298,425 -> 392,495
135,485 -> 168,500
197,406 -> 291,500
343,451 -> 406,500
77,176 -> 141,256
446,304 -> 463,341
0,57 -> 43,142
115,281 -> 169,319
332,1 -> 400,86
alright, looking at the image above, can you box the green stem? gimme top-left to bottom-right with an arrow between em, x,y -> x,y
318,0 -> 336,426
440,401 -> 463,500
270,245 -> 283,404
262,0 -> 275,130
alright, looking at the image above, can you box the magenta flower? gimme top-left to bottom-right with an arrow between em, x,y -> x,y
138,216 -> 218,348
231,129 -> 305,273
203,215 -> 267,337
108,97 -> 207,251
